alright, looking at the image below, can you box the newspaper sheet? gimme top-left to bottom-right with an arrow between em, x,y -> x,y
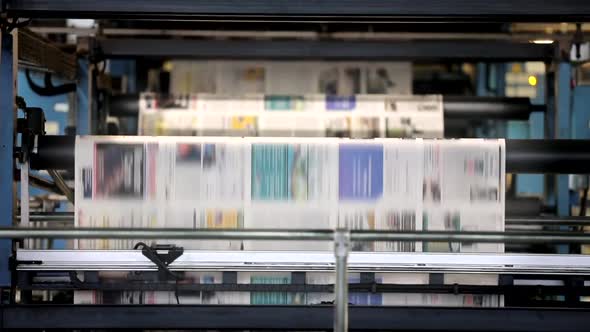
138,93 -> 444,139
75,136 -> 505,305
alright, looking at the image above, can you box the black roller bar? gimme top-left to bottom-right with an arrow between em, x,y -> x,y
505,139 -> 590,174
505,197 -> 546,216
1,305 -> 589,330
5,0 -> 590,22
30,137 -> 590,174
109,94 -> 542,121
94,38 -> 556,62
443,96 -> 544,121
31,135 -> 75,171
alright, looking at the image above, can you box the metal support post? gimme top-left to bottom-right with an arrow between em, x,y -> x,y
334,228 -> 350,332
556,62 -> 573,254
0,29 -> 16,287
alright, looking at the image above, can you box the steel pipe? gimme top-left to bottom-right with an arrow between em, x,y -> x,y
31,136 -> 590,174
1,228 -> 590,244
47,170 -> 74,204
109,94 -> 540,121
505,139 -> 590,174
506,216 -> 590,226
15,213 -> 590,227
15,212 -> 75,223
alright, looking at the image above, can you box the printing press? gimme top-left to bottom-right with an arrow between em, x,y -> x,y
2,1 -> 590,331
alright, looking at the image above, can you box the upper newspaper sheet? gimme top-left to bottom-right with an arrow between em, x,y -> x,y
138,93 -> 444,139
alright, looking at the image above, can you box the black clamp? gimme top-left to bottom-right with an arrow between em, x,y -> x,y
15,97 -> 45,164
134,242 -> 184,281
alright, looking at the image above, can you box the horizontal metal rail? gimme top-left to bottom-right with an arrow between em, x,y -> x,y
3,227 -> 590,244
15,213 -> 590,226
16,250 -> 590,274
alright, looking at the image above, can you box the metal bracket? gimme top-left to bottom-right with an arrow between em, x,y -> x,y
8,256 -> 40,272
136,243 -> 184,281
15,98 -> 45,164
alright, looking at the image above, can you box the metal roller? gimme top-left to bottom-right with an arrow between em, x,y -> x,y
109,94 -> 542,121
30,136 -> 590,174
442,96 -> 543,121
505,139 -> 590,174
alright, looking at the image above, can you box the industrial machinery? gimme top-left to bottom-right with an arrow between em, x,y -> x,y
2,1 -> 590,331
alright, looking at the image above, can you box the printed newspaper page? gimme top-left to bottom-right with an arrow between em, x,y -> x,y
75,136 -> 504,305
138,93 -> 444,138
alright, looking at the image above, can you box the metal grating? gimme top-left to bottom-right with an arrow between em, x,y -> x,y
18,28 -> 76,80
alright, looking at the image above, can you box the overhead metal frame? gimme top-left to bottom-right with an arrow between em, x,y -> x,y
2,305 -> 590,331
94,38 -> 557,62
4,0 -> 590,21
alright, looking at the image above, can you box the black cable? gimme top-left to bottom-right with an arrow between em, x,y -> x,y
175,279 -> 180,305
133,241 -> 147,250
25,70 -> 76,96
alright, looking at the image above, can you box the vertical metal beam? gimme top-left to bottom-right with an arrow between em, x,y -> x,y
556,62 -> 573,254
0,30 -> 16,286
572,86 -> 590,140
544,63 -> 557,212
494,63 -> 508,138
334,229 -> 350,332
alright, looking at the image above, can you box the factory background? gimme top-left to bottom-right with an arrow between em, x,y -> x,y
1,3 -> 590,330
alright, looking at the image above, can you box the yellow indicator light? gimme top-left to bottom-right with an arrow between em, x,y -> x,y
528,75 -> 537,86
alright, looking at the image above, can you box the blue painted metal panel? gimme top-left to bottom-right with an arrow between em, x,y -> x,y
77,59 -> 90,135
0,33 -> 14,286
109,60 -> 136,93
17,70 -> 70,249
476,63 -> 489,97
514,112 -> 545,195
572,85 -> 590,140
508,67 -> 545,197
